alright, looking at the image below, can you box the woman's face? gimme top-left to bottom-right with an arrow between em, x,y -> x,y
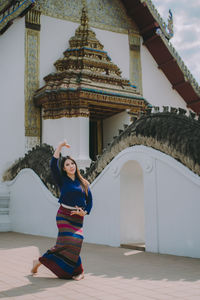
63,158 -> 76,176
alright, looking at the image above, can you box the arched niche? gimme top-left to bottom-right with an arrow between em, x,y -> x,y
120,160 -> 145,245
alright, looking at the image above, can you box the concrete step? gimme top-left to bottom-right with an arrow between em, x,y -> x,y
0,196 -> 9,214
0,187 -> 11,232
120,243 -> 145,251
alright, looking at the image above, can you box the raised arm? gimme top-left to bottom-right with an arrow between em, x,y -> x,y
53,140 -> 70,158
50,140 -> 70,187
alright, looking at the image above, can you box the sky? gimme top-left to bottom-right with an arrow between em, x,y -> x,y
152,0 -> 200,84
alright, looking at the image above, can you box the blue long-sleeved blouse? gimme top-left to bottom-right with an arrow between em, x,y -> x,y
50,156 -> 93,214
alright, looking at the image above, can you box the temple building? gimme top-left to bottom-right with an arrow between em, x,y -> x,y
1,0 -> 200,258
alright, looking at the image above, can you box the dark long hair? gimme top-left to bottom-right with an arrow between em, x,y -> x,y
61,156 -> 89,195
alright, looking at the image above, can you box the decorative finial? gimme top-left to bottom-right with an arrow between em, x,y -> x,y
156,8 -> 174,40
167,9 -> 174,38
80,0 -> 89,30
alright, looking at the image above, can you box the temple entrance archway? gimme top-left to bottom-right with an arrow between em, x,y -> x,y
120,160 -> 145,249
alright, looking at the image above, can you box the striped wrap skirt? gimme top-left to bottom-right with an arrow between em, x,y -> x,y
39,205 -> 84,279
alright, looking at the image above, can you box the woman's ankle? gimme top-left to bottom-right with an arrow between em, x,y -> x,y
72,272 -> 84,281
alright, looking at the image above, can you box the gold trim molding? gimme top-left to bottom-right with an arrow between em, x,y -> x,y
35,0 -> 139,34
25,26 -> 41,142
129,32 -> 143,95
25,8 -> 41,30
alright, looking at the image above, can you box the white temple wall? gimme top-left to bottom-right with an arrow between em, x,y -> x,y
0,18 -> 25,179
6,146 -> 200,258
40,16 -> 78,86
103,111 -> 130,148
7,169 -> 59,237
141,44 -> 187,110
85,146 -> 200,258
156,159 -> 200,257
94,28 -> 129,79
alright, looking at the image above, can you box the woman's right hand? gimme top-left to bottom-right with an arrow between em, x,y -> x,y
53,140 -> 70,158
59,140 -> 70,148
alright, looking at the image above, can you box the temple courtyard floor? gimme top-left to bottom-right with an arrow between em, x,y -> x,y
0,232 -> 200,300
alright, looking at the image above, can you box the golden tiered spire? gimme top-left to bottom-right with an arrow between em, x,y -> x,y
34,4 -> 147,120
54,5 -> 119,76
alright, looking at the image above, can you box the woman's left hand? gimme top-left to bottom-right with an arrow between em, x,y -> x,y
70,206 -> 87,217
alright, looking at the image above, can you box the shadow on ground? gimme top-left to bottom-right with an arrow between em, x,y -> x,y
0,275 -> 69,298
84,243 -> 200,282
1,231 -> 200,299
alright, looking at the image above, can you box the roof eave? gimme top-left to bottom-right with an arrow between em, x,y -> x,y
122,0 -> 200,113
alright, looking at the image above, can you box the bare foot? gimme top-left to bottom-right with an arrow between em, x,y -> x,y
31,259 -> 41,275
72,272 -> 84,281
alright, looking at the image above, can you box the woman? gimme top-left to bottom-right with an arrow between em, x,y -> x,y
31,140 -> 93,280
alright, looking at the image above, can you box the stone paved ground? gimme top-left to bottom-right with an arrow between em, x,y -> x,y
0,232 -> 200,300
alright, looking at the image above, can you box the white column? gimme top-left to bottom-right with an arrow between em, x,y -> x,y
42,117 -> 91,170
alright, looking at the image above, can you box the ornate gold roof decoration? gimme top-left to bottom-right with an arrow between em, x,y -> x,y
140,0 -> 174,40
34,5 -> 147,120
34,0 -> 138,34
0,0 -> 35,35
